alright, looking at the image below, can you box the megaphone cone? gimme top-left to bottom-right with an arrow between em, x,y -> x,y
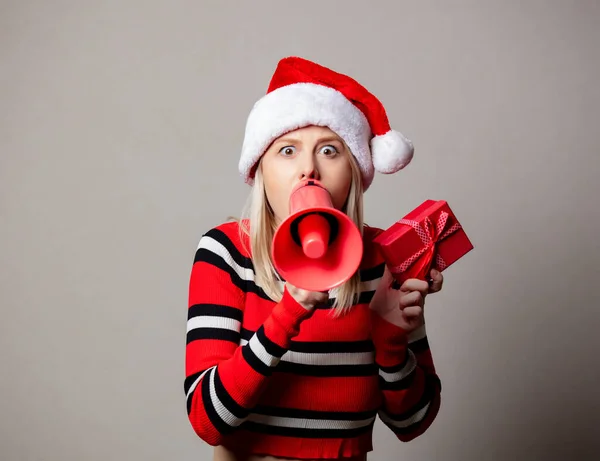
271,179 -> 364,292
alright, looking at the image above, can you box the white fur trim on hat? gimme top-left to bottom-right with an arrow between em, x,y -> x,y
371,130 -> 414,174
239,83 -> 375,189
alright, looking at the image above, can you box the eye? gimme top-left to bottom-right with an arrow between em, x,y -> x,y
319,145 -> 339,156
279,146 -> 296,156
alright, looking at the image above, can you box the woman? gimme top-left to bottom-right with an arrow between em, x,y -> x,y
185,57 -> 444,461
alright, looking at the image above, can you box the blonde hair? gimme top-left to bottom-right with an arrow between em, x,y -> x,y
235,150 -> 364,316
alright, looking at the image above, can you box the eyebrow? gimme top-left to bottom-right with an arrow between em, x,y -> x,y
275,136 -> 301,145
317,136 -> 344,145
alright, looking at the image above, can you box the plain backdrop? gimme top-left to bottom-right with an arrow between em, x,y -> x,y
2,1 -> 599,460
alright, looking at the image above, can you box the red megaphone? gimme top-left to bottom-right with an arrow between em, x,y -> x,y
271,179 -> 364,292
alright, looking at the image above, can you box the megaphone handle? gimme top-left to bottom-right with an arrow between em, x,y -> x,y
300,213 -> 331,259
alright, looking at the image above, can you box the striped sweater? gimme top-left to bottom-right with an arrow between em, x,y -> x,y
184,221 -> 441,459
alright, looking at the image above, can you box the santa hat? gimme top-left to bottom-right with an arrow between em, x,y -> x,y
239,56 -> 414,190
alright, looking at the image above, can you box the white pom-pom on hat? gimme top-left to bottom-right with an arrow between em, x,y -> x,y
371,129 -> 414,174
239,56 -> 415,191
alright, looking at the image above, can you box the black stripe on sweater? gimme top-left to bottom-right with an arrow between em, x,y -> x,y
256,325 -> 287,358
196,229 -> 280,302
291,339 -> 374,354
187,328 -> 240,344
409,336 -> 430,354
194,247 -> 276,303
242,342 -> 273,377
316,290 -> 376,309
185,370 -> 203,415
188,303 -> 243,322
194,247 -> 246,288
200,368 -> 235,434
377,348 -> 412,375
276,362 -> 378,377
186,303 -> 243,345
240,328 -> 254,342
242,329 -> 374,354
213,367 -> 250,420
199,228 -> 253,271
184,371 -> 202,396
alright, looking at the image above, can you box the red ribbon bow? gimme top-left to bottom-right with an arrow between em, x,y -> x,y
390,210 -> 462,280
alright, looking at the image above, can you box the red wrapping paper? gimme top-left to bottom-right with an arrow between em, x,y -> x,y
373,200 -> 474,284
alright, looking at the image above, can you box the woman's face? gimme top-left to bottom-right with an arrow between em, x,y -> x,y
260,125 -> 353,225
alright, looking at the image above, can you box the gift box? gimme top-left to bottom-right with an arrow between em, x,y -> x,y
373,200 -> 474,284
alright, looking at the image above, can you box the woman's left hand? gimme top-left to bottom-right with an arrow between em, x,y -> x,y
370,266 -> 444,334
395,268 -> 443,332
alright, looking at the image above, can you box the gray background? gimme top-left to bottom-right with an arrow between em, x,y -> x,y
2,1 -> 599,460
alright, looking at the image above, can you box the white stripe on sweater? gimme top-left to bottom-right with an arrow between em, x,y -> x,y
187,316 -> 241,333
240,338 -> 374,366
378,350 -> 417,382
247,413 -> 376,430
248,334 -> 280,368
186,366 -> 213,400
379,400 -> 431,428
283,350 -> 374,366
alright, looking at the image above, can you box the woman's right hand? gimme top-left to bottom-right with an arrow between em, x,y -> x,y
285,282 -> 329,311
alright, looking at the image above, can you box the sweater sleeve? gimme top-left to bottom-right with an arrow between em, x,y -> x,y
370,313 -> 442,442
184,228 -> 312,446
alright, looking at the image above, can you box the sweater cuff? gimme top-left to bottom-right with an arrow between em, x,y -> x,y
269,287 -> 313,339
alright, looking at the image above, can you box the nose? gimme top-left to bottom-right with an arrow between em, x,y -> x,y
298,153 -> 319,181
